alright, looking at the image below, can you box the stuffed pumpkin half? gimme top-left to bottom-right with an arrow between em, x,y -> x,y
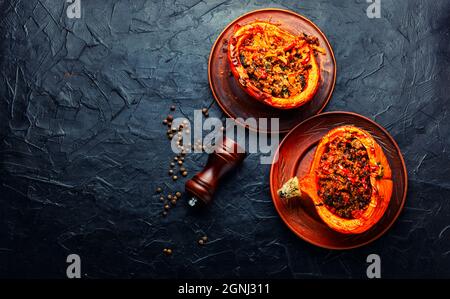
278,126 -> 393,234
228,21 -> 325,109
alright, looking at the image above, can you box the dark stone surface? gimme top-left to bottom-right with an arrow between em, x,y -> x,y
0,0 -> 449,278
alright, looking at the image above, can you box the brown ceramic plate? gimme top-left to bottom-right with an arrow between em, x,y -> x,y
270,112 -> 408,249
208,8 -> 336,133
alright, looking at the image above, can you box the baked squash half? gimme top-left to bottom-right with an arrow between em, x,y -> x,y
278,126 -> 393,234
228,21 -> 323,109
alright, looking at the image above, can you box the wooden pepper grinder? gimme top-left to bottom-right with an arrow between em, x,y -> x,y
185,137 -> 246,208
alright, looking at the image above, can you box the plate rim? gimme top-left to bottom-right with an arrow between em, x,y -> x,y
269,111 -> 408,250
207,8 -> 337,134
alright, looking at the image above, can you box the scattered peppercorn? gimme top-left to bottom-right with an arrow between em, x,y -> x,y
175,192 -> 182,198
170,105 -> 176,111
171,199 -> 177,205
198,239 -> 204,245
182,171 -> 188,177
177,160 -> 183,165
172,175 -> 178,181
163,119 -> 168,125
170,162 -> 175,168
164,204 -> 170,210
162,211 -> 168,217
168,134 -> 173,139
163,248 -> 172,255
168,169 -> 174,175
167,194 -> 172,200
201,236 -> 208,242
156,187 -> 162,193
174,156 -> 178,161
167,115 -> 173,121
159,196 -> 165,202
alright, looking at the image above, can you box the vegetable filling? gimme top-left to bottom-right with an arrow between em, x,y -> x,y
317,134 -> 372,219
238,28 -> 318,98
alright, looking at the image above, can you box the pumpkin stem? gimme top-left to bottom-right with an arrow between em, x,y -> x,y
277,176 -> 302,202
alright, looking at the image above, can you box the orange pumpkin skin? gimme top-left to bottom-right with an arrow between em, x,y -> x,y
227,21 -> 321,109
299,126 -> 393,234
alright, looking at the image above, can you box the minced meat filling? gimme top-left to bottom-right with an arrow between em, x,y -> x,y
317,134 -> 372,219
238,31 -> 317,98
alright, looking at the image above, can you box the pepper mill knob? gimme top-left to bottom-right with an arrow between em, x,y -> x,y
185,137 -> 246,207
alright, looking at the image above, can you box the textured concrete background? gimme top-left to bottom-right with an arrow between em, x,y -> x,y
0,0 -> 449,278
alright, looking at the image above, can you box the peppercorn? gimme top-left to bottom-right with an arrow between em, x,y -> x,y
162,211 -> 167,217
156,187 -> 162,193
172,175 -> 178,181
167,194 -> 172,200
170,162 -> 175,168
168,169 -> 174,175
164,204 -> 170,210
198,239 -> 204,246
159,196 -> 165,202
177,160 -> 183,165
163,119 -> 168,125
182,171 -> 188,177
175,192 -> 182,198
167,115 -> 173,121
168,134 -> 173,139
171,199 -> 177,205
170,105 -> 176,111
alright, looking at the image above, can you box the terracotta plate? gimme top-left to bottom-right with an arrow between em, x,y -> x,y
270,112 -> 408,249
208,8 -> 336,133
